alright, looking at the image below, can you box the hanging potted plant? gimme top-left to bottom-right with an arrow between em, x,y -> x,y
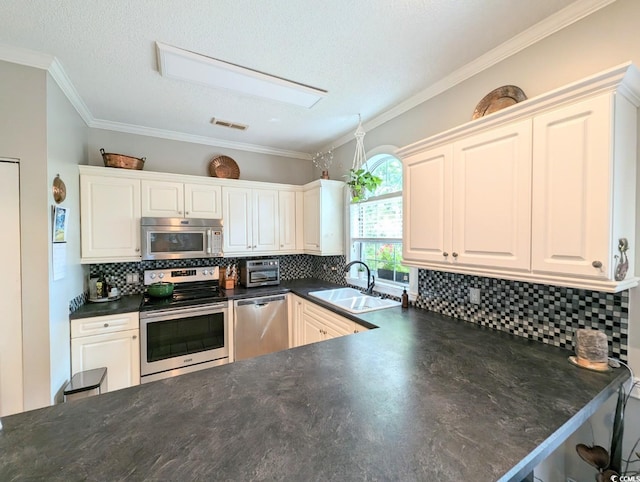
346,168 -> 382,202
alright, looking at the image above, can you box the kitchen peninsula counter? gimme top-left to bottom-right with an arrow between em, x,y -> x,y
3,279 -> 628,481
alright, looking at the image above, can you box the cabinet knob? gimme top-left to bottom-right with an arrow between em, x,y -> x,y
247,245 -> 252,249
443,252 -> 449,257
132,335 -> 137,340
178,211 -> 182,215
452,252 -> 458,258
135,248 -> 140,252
103,323 -> 109,328
253,245 -> 257,249
592,260 -> 603,269
316,244 -> 320,248
280,244 -> 284,248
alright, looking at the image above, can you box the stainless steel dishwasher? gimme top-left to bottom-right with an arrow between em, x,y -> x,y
233,295 -> 288,361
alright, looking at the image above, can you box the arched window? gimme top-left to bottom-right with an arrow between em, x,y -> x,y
349,154 -> 409,286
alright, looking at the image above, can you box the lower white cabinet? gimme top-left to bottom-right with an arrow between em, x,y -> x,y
71,312 -> 140,392
290,294 -> 369,347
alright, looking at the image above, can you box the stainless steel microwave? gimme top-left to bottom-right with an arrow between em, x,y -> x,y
141,217 -> 223,260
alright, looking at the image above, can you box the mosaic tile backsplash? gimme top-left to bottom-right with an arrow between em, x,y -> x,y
81,255 -> 628,361
415,269 -> 628,361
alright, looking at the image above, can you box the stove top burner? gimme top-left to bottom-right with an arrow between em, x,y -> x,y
140,281 -> 225,311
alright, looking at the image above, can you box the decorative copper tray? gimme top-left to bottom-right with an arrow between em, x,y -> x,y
472,85 -> 527,120
209,155 -> 240,179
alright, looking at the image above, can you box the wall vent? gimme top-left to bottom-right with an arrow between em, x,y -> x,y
210,118 -> 248,131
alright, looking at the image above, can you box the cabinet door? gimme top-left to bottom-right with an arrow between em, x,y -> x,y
184,183 -> 222,219
403,144 -> 452,264
303,187 -> 321,252
301,313 -> 326,345
252,188 -> 279,251
141,180 -> 184,217
532,94 -> 612,278
279,190 -> 297,251
81,175 -> 141,260
71,329 -> 140,392
222,187 -> 253,254
452,119 -> 532,270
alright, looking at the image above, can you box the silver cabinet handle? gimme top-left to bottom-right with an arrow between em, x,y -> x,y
592,260 -> 603,268
443,252 -> 449,257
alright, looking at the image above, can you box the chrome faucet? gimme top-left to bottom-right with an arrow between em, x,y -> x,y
344,261 -> 375,295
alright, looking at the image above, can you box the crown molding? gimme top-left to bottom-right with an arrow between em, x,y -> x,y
0,42 -> 54,69
48,58 -> 94,126
326,0 -> 617,151
90,119 -> 311,160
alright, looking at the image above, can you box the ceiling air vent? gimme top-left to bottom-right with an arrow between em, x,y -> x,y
211,118 -> 248,131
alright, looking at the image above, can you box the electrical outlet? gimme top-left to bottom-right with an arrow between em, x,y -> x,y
131,273 -> 139,284
126,273 -> 133,284
470,287 -> 481,305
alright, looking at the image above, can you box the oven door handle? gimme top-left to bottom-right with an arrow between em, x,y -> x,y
140,303 -> 227,321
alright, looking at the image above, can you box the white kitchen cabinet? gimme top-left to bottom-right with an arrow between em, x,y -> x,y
403,120 -> 531,271
451,119 -> 532,271
303,180 -> 344,255
292,295 -> 369,347
142,180 -> 222,219
80,173 -> 141,263
403,144 -> 452,264
278,190 -> 298,251
71,312 -> 140,392
532,92 -> 636,281
222,186 -> 279,255
398,64 -> 640,292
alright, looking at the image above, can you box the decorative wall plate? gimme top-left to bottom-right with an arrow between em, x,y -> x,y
52,174 -> 67,204
472,85 -> 527,120
208,155 -> 240,179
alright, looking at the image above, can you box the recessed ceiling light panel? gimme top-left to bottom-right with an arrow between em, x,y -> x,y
156,42 -> 327,108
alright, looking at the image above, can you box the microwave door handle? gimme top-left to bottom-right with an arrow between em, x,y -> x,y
206,230 -> 212,254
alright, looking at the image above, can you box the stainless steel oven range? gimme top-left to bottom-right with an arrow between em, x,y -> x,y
139,267 -> 230,383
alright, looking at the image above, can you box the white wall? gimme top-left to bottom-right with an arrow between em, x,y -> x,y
88,129 -> 315,185
0,60 -> 51,410
46,74 -> 88,403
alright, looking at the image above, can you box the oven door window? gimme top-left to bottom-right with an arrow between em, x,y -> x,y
149,231 -> 205,255
146,312 -> 225,363
249,270 -> 278,283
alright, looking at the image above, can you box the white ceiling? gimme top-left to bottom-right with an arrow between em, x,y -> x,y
0,0 -> 610,159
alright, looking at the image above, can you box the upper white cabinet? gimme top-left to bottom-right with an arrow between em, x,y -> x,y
303,180 -> 344,255
404,120 -> 531,272
222,186 -> 279,255
278,190 -> 299,252
452,120 -> 532,271
79,165 -> 345,262
141,180 -> 221,219
399,63 -> 640,292
80,173 -> 141,262
531,92 -> 637,281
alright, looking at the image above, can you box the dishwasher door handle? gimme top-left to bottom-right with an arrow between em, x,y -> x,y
236,295 -> 286,307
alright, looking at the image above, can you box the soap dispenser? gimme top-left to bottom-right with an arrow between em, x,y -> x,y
401,289 -> 409,309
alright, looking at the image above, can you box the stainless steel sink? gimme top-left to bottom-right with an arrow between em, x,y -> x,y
308,288 -> 401,314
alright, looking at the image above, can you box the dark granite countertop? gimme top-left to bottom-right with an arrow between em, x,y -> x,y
8,279 -> 628,481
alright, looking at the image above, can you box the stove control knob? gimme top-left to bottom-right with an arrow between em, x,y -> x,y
158,273 -> 164,279
150,273 -> 156,279
202,270 -> 209,275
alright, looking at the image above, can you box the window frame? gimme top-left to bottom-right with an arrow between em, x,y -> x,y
345,149 -> 417,299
